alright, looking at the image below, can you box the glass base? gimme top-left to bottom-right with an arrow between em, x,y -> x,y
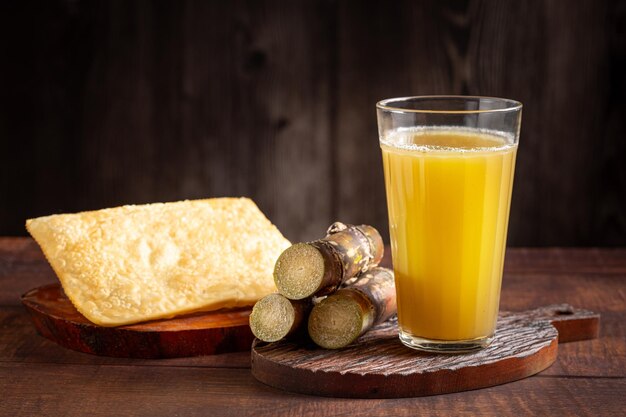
399,329 -> 494,353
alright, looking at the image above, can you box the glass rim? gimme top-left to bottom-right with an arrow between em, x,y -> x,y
376,95 -> 523,115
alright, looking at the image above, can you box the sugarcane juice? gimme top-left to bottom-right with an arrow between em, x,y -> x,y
381,128 -> 517,341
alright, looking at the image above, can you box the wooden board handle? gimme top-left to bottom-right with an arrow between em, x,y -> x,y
503,303 -> 600,343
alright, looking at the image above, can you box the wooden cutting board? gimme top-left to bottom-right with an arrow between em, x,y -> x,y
22,283 -> 254,358
251,304 -> 600,398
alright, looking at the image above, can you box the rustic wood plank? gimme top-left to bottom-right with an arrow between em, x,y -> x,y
334,0 -> 422,239
0,1 -> 87,236
1,242 -> 624,369
0,241 -> 624,413
172,0 -> 335,242
2,307 -> 623,378
0,238 -> 57,306
502,247 -> 626,274
0,1 -> 334,243
332,0 -> 625,246
500,273 -> 626,313
0,362 -> 624,417
1,1 -> 625,246
461,0 -> 620,246
541,311 -> 626,377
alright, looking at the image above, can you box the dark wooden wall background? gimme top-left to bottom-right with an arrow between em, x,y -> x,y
1,0 -> 625,245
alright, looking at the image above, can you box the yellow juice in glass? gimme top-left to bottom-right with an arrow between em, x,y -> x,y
381,127 -> 517,342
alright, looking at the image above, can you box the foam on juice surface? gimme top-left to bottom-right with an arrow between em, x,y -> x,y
381,126 -> 516,154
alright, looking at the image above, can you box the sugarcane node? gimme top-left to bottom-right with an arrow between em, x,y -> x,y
249,293 -> 313,343
324,224 -> 385,280
355,225 -> 385,270
349,267 -> 397,325
326,221 -> 348,234
310,240 -> 345,296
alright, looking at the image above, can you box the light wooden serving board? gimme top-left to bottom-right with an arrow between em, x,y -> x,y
22,283 -> 255,358
251,304 -> 600,398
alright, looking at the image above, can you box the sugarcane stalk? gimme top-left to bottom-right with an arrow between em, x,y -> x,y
249,293 -> 312,343
273,222 -> 384,300
307,267 -> 396,349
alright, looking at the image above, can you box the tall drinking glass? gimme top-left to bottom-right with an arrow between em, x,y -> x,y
377,96 -> 522,352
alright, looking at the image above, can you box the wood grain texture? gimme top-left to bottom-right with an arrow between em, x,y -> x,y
1,363 -> 625,417
0,306 -> 252,369
0,0 -> 335,243
334,0 -> 626,246
0,241 -> 624,415
1,1 -> 625,245
21,284 -> 255,358
3,306 -> 624,377
251,305 -> 599,398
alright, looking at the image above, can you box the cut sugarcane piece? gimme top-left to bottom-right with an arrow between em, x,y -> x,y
272,243 -> 340,300
274,222 -> 384,300
307,267 -> 396,349
249,293 -> 311,342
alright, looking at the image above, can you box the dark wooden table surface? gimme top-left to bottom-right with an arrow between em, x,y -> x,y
1,237 -> 624,416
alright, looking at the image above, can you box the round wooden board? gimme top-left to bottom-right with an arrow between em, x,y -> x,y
22,283 -> 254,358
251,304 -> 599,398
